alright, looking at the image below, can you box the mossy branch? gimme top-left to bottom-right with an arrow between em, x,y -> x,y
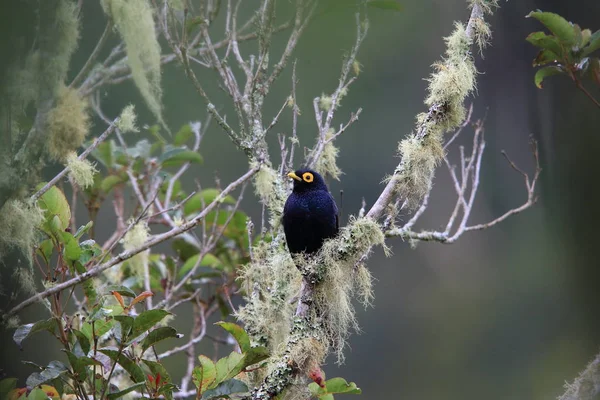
559,352 -> 600,400
367,0 -> 497,220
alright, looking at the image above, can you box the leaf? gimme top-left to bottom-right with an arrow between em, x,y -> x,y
72,329 -> 91,355
106,285 -> 137,298
64,351 -> 101,382
80,319 -> 114,343
127,140 -> 152,159
62,232 -> 81,262
201,379 -> 248,400
99,349 -> 146,383
0,378 -> 17,397
527,11 -> 577,46
172,234 -> 201,261
183,189 -> 236,215
141,327 -> 180,352
367,0 -> 402,11
178,253 -> 224,279
130,291 -> 154,307
100,175 -> 125,193
113,315 -> 134,343
243,346 -> 270,367
93,140 -> 115,167
159,147 -> 203,168
324,378 -> 361,395
36,185 -> 71,234
143,360 -> 171,383
215,352 -> 245,383
215,322 -> 250,353
131,310 -> 171,339
74,221 -> 93,239
107,382 -> 146,400
534,65 -> 564,88
526,31 -> 564,57
583,30 -> 600,57
193,355 -> 217,393
533,49 -> 560,66
25,361 -> 68,387
36,239 -> 54,261
174,124 -> 193,146
26,388 -> 49,400
13,319 -> 57,347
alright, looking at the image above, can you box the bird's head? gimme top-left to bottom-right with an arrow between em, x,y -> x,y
287,169 -> 328,192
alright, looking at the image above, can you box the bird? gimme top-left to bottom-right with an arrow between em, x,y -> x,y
282,169 -> 339,256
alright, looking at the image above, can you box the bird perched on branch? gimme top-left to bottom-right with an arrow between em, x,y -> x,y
283,169 -> 339,256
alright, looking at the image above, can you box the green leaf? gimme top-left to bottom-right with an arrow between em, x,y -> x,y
526,31 -> 564,57
534,65 -> 564,88
99,349 -> 146,383
72,329 -> 91,355
93,140 -> 115,167
183,189 -> 236,215
143,360 -> 171,383
174,124 -> 193,146
141,327 -> 180,352
27,388 -> 49,400
367,0 -> 401,11
13,319 -> 57,347
0,378 -> 17,397
159,147 -> 203,168
25,361 -> 68,387
36,239 -> 54,261
80,319 -> 114,343
62,232 -> 81,262
107,382 -> 145,400
324,378 -> 361,395
215,352 -> 245,383
201,379 -> 248,400
533,49 -> 560,66
243,346 -> 270,367
215,322 -> 251,353
36,185 -> 71,234
179,253 -> 224,278
127,140 -> 152,159
172,234 -> 201,261
79,239 -> 102,264
100,175 -> 125,193
193,355 -> 217,393
527,11 -> 577,46
106,285 -> 137,298
65,351 -> 101,382
113,315 -> 134,343
74,221 -> 93,239
583,30 -> 600,57
131,310 -> 171,339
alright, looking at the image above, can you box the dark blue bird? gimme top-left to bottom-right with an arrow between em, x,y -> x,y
282,169 -> 339,255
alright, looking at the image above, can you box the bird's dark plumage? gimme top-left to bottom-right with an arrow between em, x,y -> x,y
282,169 -> 339,255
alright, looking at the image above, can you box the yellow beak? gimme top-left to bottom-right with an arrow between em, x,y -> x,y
287,172 -> 302,181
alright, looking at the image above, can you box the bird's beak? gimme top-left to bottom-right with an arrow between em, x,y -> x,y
287,172 -> 302,181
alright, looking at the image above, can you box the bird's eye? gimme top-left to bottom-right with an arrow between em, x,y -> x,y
302,172 -> 314,183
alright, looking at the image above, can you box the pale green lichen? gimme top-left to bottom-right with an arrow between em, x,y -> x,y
66,152 -> 97,188
254,165 -> 278,204
102,0 -> 164,125
0,199 -> 44,265
122,221 -> 150,279
315,130 -> 342,181
12,267 -> 37,296
315,216 -> 386,363
47,85 -> 91,161
237,239 -> 301,351
395,19 -> 482,208
116,104 -> 140,133
559,353 -> 600,400
318,95 -> 333,111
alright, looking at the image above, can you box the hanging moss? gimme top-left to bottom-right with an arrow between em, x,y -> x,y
102,0 -> 164,125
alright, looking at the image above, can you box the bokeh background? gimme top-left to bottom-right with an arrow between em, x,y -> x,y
2,0 -> 600,399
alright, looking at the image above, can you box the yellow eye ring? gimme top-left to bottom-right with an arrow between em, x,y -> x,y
302,172 -> 314,183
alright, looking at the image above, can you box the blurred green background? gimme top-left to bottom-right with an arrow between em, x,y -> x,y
2,0 -> 600,399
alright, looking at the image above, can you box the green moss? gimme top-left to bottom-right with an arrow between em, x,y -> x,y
102,0 -> 164,125
116,104 -> 140,133
66,152 -> 97,188
47,85 -> 91,161
315,130 -> 342,181
0,199 -> 44,266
